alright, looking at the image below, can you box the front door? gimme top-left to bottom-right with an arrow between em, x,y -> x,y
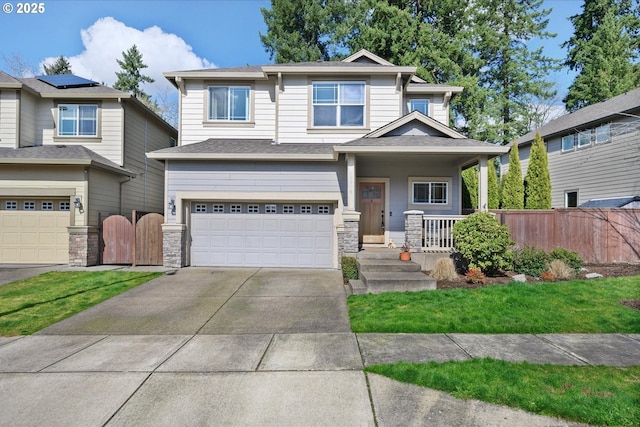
359,182 -> 385,244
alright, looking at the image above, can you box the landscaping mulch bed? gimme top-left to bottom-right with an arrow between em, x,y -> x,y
431,263 -> 640,310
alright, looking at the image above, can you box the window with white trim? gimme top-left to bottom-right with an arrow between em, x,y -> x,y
42,201 -> 54,211
312,82 -> 365,127
318,205 -> 330,214
59,201 -> 70,211
409,99 -> 429,115
24,201 -> 36,210
208,86 -> 250,121
595,124 -> 610,144
283,205 -> 294,214
212,204 -> 224,213
5,201 -> 17,210
248,204 -> 259,213
58,104 -> 98,137
195,204 -> 207,213
565,191 -> 578,208
409,177 -> 450,205
561,135 -> 575,152
230,204 -> 242,213
578,130 -> 592,148
265,204 -> 277,214
300,205 -> 312,214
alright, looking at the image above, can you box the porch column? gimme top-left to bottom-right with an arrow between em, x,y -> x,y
478,156 -> 488,211
162,223 -> 187,268
339,211 -> 361,257
346,153 -> 356,210
404,210 -> 424,252
68,226 -> 99,267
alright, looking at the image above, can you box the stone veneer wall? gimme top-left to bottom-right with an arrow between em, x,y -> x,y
339,211 -> 361,260
68,226 -> 99,267
404,210 -> 424,252
162,224 -> 187,268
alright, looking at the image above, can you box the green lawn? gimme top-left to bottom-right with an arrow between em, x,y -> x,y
348,276 -> 640,333
367,359 -> 640,427
0,271 -> 162,336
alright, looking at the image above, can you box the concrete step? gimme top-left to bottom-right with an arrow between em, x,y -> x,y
357,258 -> 421,273
359,271 -> 436,294
356,249 -> 401,260
348,279 -> 367,295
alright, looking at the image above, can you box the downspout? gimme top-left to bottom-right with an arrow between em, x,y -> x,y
144,114 -> 148,211
119,176 -> 131,215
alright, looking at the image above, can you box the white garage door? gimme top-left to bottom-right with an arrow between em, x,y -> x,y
0,199 -> 70,264
190,202 -> 334,268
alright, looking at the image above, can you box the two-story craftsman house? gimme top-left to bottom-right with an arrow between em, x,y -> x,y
150,50 -> 507,268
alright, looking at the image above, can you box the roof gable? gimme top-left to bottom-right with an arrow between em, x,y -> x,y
365,111 -> 466,139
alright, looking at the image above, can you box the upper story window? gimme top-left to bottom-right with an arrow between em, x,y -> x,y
58,104 -> 97,137
561,135 -> 575,152
409,99 -> 429,115
312,82 -> 365,127
208,86 -> 250,121
577,130 -> 592,148
595,124 -> 610,144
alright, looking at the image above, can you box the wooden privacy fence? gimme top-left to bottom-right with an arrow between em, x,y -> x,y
491,209 -> 640,264
100,211 -> 164,265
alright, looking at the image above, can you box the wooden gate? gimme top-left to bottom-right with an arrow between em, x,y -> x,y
100,211 -> 164,265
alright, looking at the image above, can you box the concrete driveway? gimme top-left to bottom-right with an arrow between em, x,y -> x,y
0,267 -> 603,426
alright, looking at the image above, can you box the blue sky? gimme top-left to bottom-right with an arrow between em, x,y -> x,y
0,0 -> 582,98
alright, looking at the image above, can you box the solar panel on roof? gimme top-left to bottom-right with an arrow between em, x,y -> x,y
37,74 -> 98,89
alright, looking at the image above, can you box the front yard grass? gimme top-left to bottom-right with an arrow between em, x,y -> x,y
348,276 -> 640,333
0,271 -> 161,336
367,359 -> 640,427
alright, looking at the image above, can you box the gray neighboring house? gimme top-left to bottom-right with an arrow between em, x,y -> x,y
0,72 -> 177,265
150,50 -> 508,269
501,87 -> 640,208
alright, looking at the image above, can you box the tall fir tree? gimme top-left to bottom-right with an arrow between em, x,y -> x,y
114,45 -> 154,103
462,167 -> 478,210
501,140 -> 524,209
488,158 -> 500,209
43,56 -> 72,75
524,133 -> 552,209
563,6 -> 640,111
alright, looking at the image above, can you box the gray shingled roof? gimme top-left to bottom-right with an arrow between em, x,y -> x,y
0,145 -> 133,175
152,139 -> 335,155
519,87 -> 640,145
579,196 -> 640,208
343,135 -> 498,148
166,61 -> 397,74
0,71 -> 21,86
20,77 -> 125,97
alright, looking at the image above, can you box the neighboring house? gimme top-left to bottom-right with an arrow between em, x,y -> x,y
501,88 -> 640,208
150,50 -> 508,269
0,72 -> 177,265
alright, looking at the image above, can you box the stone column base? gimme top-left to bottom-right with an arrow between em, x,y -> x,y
338,211 -> 361,259
67,226 -> 99,267
162,223 -> 187,268
404,210 -> 424,252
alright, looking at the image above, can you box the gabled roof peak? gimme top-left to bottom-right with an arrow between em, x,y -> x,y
342,49 -> 395,66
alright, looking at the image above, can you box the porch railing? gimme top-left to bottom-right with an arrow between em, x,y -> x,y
422,215 -> 465,250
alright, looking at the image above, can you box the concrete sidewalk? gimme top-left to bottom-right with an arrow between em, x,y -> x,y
0,267 -> 637,426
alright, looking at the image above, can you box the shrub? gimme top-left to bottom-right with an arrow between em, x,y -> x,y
548,248 -> 583,273
512,246 -> 548,277
432,257 -> 459,281
341,256 -> 358,281
465,268 -> 486,284
548,259 -> 574,280
452,212 -> 514,275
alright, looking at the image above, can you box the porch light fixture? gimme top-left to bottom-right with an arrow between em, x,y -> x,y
73,197 -> 83,210
168,199 -> 176,215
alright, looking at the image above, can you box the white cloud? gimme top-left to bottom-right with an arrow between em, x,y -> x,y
40,17 -> 214,97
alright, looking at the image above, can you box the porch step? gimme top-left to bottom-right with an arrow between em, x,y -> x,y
357,258 -> 421,273
354,250 -> 436,294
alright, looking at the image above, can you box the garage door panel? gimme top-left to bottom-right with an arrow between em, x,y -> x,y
190,211 -> 333,268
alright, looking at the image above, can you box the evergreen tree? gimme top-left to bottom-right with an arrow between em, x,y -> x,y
524,133 -> 551,209
461,167 -> 478,210
564,7 -> 640,111
43,56 -> 72,75
501,140 -> 524,209
488,158 -> 500,209
114,45 -> 154,102
260,0 -> 351,62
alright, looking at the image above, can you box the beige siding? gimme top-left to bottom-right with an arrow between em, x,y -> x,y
87,167 -> 122,225
180,80 -> 275,145
19,91 -> 37,146
122,102 -> 175,214
37,100 -> 124,165
0,89 -> 18,148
